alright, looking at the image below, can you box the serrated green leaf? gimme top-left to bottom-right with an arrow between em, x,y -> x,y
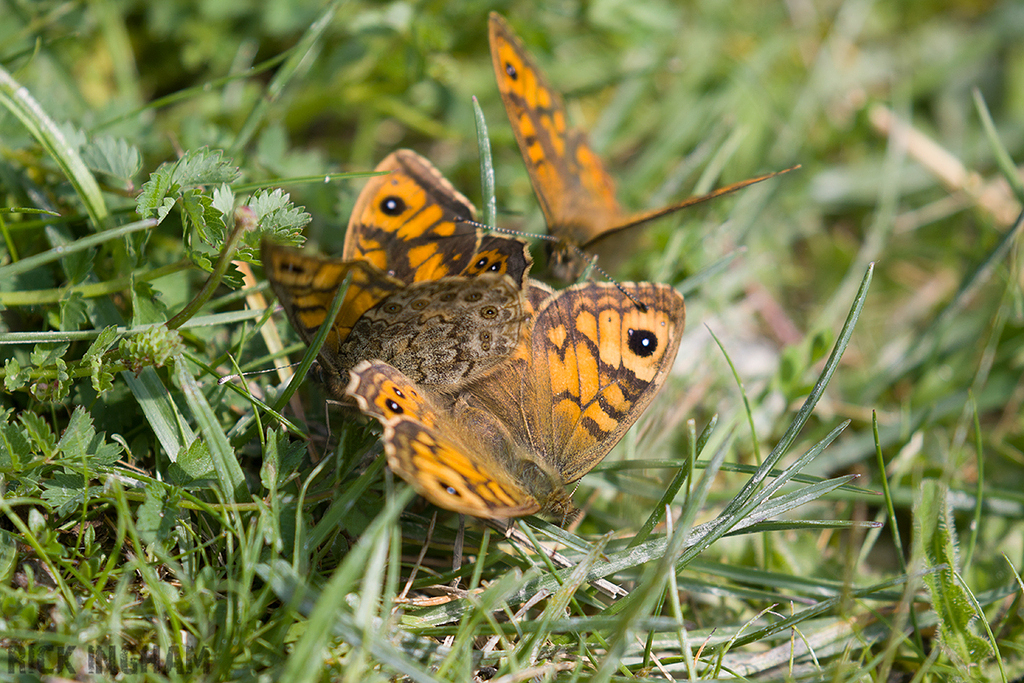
182,188 -> 226,246
155,196 -> 176,222
90,435 -> 122,465
19,411 -> 57,459
80,135 -> 142,183
30,342 -> 69,369
85,326 -> 120,358
59,292 -> 88,331
212,183 -> 235,219
250,188 -> 311,243
84,326 -> 119,393
56,407 -> 96,460
0,421 -> 31,469
4,357 -> 28,392
175,432 -> 215,481
40,471 -> 87,517
136,164 -> 178,220
90,366 -> 115,394
57,122 -> 87,150
130,281 -> 169,326
171,148 -> 240,187
183,242 -> 214,273
30,362 -> 69,403
219,261 -> 245,290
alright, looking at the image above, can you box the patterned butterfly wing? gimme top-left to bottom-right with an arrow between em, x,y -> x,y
343,149 -> 482,283
468,282 -> 685,486
345,148 -> 536,286
535,283 -> 685,482
488,13 -> 624,249
338,274 -> 530,391
346,360 -> 543,518
462,233 -> 533,286
490,13 -> 798,281
263,239 -> 402,346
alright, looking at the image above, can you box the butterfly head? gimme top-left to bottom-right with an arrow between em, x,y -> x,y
546,239 -> 588,283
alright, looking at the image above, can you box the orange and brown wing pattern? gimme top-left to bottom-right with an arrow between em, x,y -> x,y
488,12 -> 623,247
461,232 -> 533,286
345,360 -> 543,518
532,282 -> 685,483
459,280 -> 685,489
343,149 -> 482,283
261,241 -> 403,358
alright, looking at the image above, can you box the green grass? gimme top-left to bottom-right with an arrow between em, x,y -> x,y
2,0 -> 1023,680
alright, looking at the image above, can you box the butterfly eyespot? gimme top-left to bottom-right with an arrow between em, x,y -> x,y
480,331 -> 492,341
410,299 -> 429,310
439,292 -> 457,302
627,328 -> 658,358
384,398 -> 403,414
443,485 -> 460,496
474,256 -> 491,270
282,262 -> 305,274
380,195 -> 406,216
383,303 -> 402,314
480,306 -> 498,319
465,291 -> 483,302
488,261 -> 502,272
505,62 -> 517,80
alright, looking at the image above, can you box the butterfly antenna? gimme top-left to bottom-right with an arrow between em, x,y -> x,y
567,244 -> 648,311
457,217 -> 541,242
593,163 -> 803,242
218,361 -> 305,385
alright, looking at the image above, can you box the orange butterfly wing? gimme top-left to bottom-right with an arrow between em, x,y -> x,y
488,13 -> 624,248
466,281 -> 686,485
346,360 -> 543,518
490,13 -> 799,279
344,148 -> 534,285
343,149 -> 482,283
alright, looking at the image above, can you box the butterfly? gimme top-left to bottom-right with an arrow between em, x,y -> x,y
262,149 -> 534,396
345,281 -> 685,519
488,12 -> 794,279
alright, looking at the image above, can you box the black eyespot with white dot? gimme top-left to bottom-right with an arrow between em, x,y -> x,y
385,398 -> 403,414
627,328 -> 658,358
505,62 -> 517,80
380,195 -> 406,216
480,305 -> 498,319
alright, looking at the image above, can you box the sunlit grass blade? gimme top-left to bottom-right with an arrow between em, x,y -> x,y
0,64 -> 109,229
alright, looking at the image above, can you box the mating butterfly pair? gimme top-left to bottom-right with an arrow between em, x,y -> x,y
263,14 -> 792,519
